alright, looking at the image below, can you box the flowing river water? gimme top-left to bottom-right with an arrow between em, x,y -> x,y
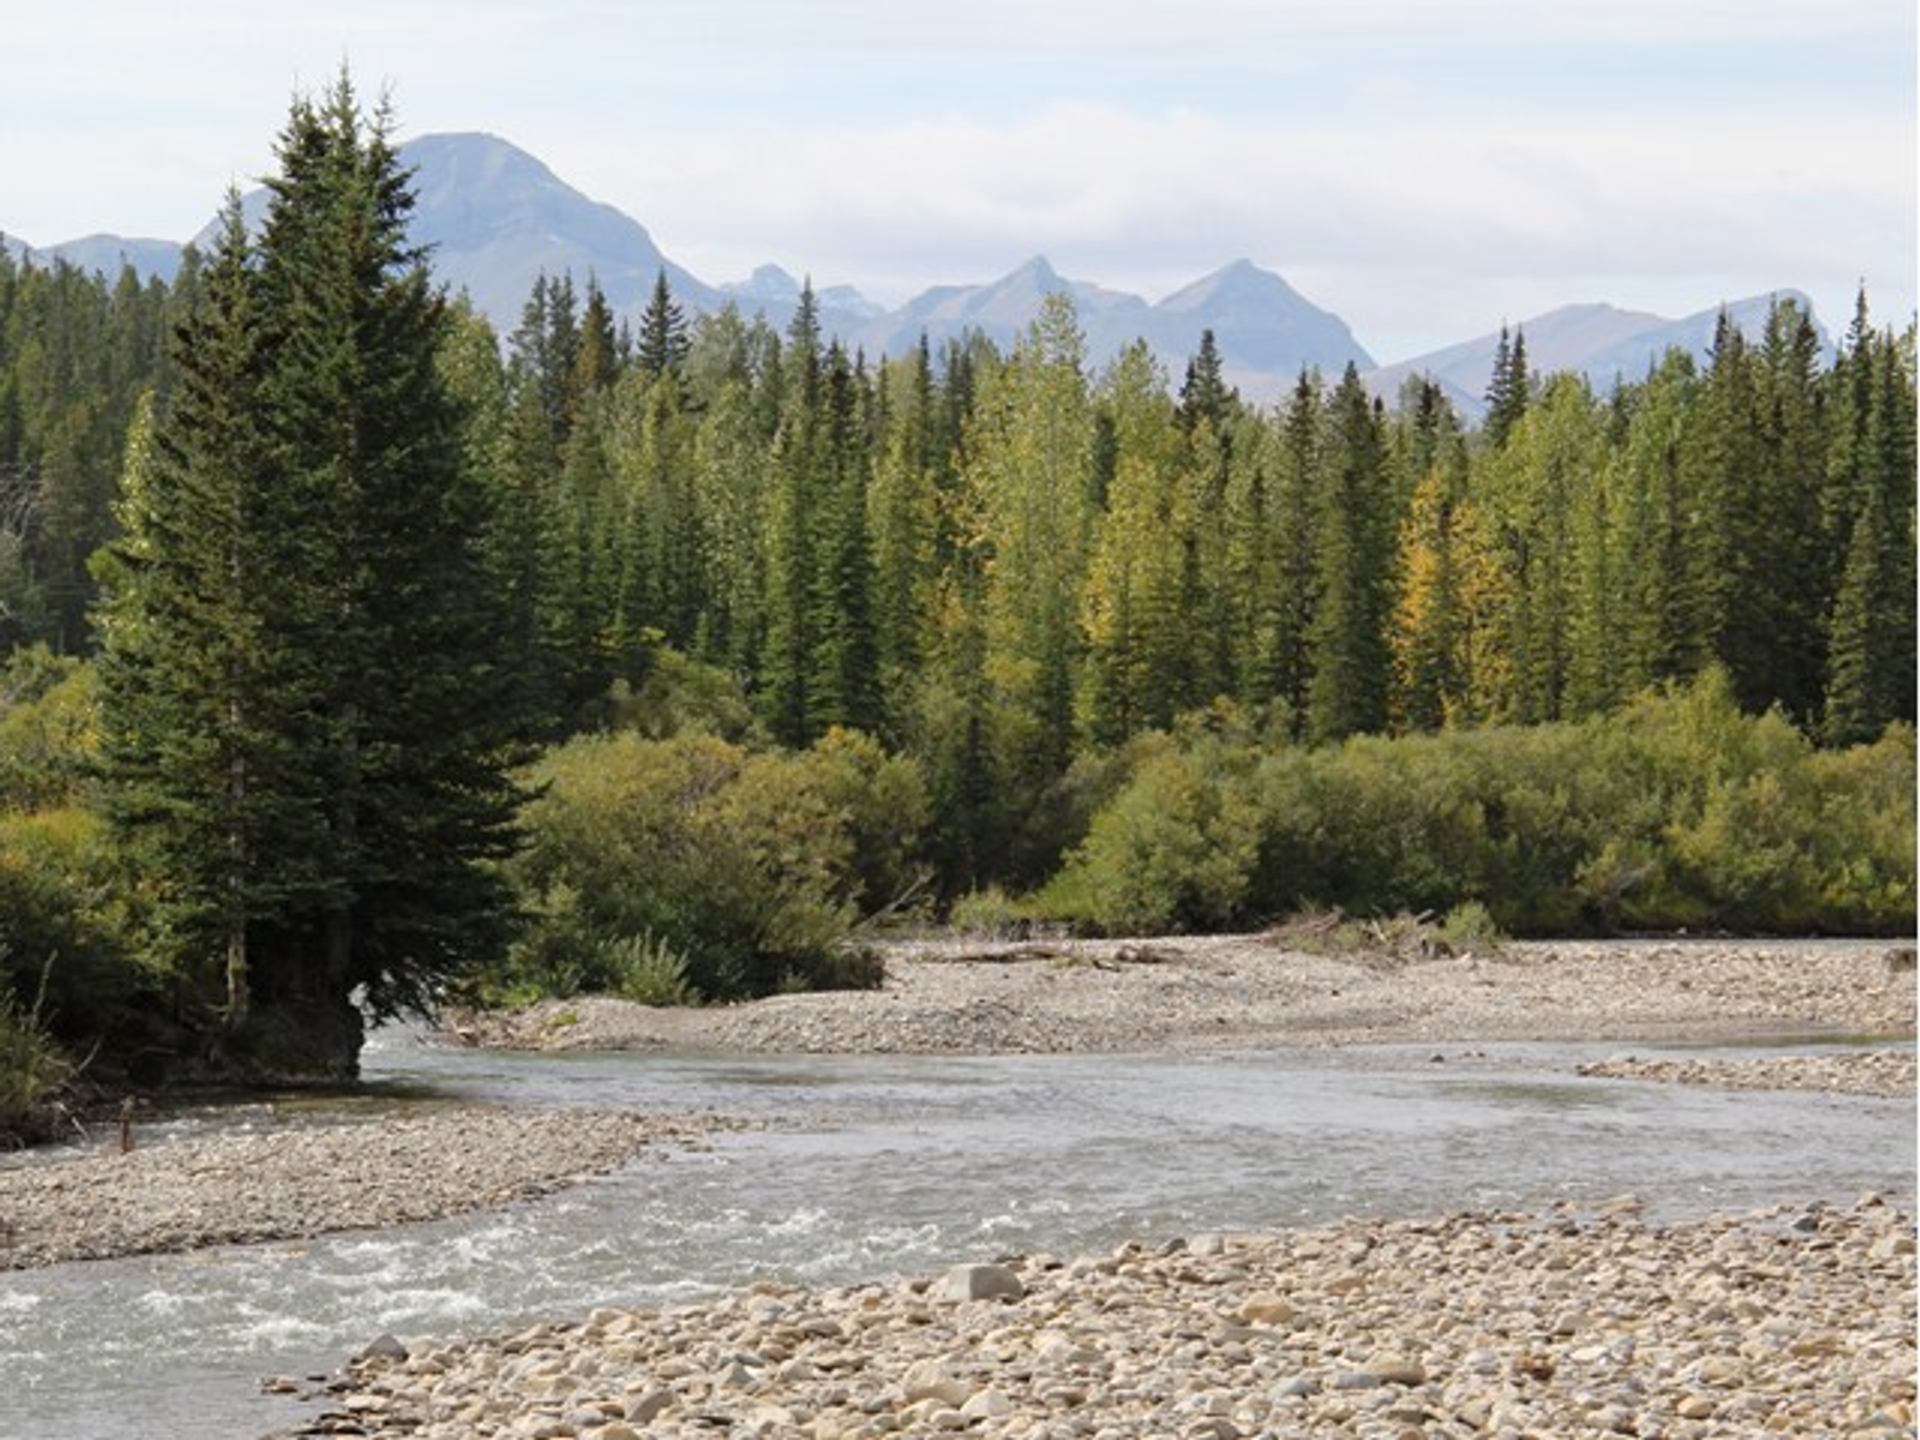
2,1030 -> 1913,1439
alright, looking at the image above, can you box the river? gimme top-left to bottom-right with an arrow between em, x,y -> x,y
2,1031 -> 1913,1439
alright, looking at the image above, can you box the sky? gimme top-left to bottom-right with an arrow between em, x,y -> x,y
3,0 -> 1914,361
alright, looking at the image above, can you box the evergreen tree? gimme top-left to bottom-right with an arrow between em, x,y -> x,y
97,78 -> 522,1071
1823,329 -> 1918,743
1610,352 -> 1704,692
808,344 -> 880,734
93,201 -> 319,1038
869,343 -> 939,735
1750,297 -> 1830,722
1178,329 -> 1232,431
1485,324 -> 1529,448
758,282 -> 824,744
1305,365 -> 1392,742
573,274 -> 619,399
1080,342 -> 1182,742
1270,369 -> 1324,736
637,270 -> 690,384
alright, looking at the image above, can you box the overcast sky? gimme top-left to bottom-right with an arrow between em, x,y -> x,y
5,0 -> 1913,360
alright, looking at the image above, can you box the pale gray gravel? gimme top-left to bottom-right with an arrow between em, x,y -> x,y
443,937 -> 1917,1058
0,1105 -> 745,1270
281,1197 -> 1919,1440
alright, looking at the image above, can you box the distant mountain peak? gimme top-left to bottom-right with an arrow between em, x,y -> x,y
6,127 -> 1839,414
1006,254 -> 1061,284
1365,290 -> 1830,417
1159,259 -> 1305,314
725,264 -> 803,303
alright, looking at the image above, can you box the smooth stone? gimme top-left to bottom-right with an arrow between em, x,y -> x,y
624,1390 -> 671,1422
902,1359 -> 969,1407
933,1263 -> 1026,1302
358,1333 -> 409,1363
962,1390 -> 1015,1420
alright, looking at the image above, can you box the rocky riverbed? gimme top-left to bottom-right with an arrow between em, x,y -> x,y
1576,1048 -> 1916,1098
444,937 -> 1918,1057
0,1105 -> 742,1270
279,1196 -> 1917,1440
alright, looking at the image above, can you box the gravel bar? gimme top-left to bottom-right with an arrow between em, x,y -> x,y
443,938 -> 1917,1057
277,1196 -> 1918,1440
1576,1048 -> 1916,1098
0,1105 -> 745,1270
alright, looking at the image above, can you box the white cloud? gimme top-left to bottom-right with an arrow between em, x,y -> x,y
2,2 -> 1911,358
540,101 -> 1913,358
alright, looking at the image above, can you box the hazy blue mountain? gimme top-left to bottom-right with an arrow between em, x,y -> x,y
1580,292 -> 1832,387
1130,259 -> 1373,395
397,132 -> 724,322
185,132 -> 725,330
42,234 -> 184,283
0,231 -> 183,282
860,255 -> 1147,357
855,255 -> 1368,399
818,284 -> 884,320
723,263 -> 804,308
3,131 -> 1833,413
720,263 -> 883,335
1364,302 -> 1662,410
1367,293 -> 1831,417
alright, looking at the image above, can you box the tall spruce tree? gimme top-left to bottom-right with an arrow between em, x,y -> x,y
1823,327 -> 1918,743
93,200 -> 326,1041
96,78 -> 521,1074
1305,365 -> 1392,742
637,270 -> 691,384
759,282 -> 824,744
808,344 -> 881,734
1485,324 -> 1529,448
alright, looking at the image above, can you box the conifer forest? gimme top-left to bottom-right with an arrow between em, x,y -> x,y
0,83 -> 1912,1122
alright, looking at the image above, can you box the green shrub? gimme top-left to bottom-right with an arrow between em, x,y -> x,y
604,648 -> 760,743
799,728 -> 930,916
1438,901 -> 1505,954
1045,672 -> 1915,937
948,885 -> 1025,937
597,931 -> 698,1006
498,729 -> 917,1001
0,808 -> 144,1043
1042,738 -> 1261,933
0,981 -> 63,1139
0,650 -> 96,812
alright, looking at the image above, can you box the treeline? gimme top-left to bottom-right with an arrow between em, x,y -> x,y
0,246 -> 192,651
453,273 -> 1914,891
5,211 -> 1912,802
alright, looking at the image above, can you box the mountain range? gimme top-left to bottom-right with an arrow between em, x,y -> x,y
4,131 -> 1826,408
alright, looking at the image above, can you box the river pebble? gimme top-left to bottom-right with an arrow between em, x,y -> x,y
283,1199 -> 1917,1439
446,938 -> 1916,1057
0,1105 -> 746,1269
1575,1048 -> 1915,1098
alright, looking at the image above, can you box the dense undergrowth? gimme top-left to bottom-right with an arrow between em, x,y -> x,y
2,652 -> 1912,1141
1034,670 -> 1915,936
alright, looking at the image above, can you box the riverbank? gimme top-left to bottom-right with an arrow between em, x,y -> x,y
443,937 -> 1917,1058
1576,1048 -> 1916,1098
0,1105 -> 743,1270
281,1196 -> 1917,1440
